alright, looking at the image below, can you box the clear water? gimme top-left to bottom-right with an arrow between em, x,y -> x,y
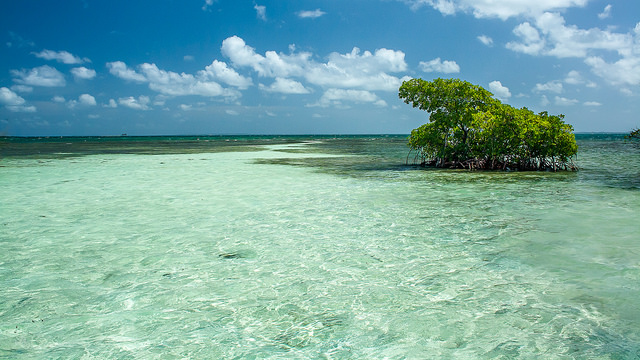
1,135 -> 638,359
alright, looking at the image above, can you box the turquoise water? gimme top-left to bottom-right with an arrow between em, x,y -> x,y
1,135 -> 638,359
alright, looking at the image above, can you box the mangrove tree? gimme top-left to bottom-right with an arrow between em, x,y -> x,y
399,78 -> 578,171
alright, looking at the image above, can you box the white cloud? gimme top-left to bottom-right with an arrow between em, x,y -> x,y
534,80 -> 563,93
11,65 -> 66,87
0,87 -> 36,112
534,12 -> 631,58
598,4 -> 612,20
555,96 -> 579,105
107,61 -> 147,82
33,49 -> 87,64
184,55 -> 195,61
222,36 -> 410,92
488,81 -> 511,101
68,94 -> 97,108
503,12 -> 640,86
52,96 -> 66,103
478,35 -> 493,46
108,60 -> 243,99
71,67 -> 97,80
105,99 -> 118,108
119,96 -> 151,110
506,22 -> 545,55
584,101 -> 602,106
179,104 -> 192,111
200,60 -> 252,89
312,89 -> 387,108
402,0 -> 588,20
297,9 -> 326,19
254,4 -> 266,21
305,48 -> 410,91
260,77 -> 310,94
79,94 -> 97,106
419,57 -> 460,73
221,35 -> 310,78
331,47 -> 408,73
507,13 -> 633,58
585,55 -> 640,86
139,63 -> 240,98
564,70 -> 583,85
226,109 -> 239,116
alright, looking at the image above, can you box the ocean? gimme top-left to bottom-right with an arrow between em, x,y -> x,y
1,134 -> 638,359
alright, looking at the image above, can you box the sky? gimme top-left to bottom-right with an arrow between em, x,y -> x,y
1,0 -> 639,136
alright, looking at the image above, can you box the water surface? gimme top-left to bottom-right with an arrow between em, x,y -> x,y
1,135 -> 638,359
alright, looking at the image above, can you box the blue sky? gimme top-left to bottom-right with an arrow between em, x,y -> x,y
1,0 -> 639,136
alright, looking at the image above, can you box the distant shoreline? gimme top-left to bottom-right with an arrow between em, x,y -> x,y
0,132 -> 629,140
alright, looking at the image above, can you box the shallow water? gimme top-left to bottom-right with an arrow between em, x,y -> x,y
1,135 -> 638,359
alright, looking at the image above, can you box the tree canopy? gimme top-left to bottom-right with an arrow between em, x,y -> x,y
399,78 -> 578,171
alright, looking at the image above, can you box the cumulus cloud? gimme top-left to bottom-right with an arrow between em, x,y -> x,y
119,96 -> 151,110
11,65 -> 66,87
419,58 -> 460,73
260,77 -> 310,94
0,87 -> 36,112
408,1 -> 639,87
534,80 -> 563,93
489,81 -> 511,101
221,36 -> 309,78
478,35 -> 493,46
254,4 -> 266,21
584,101 -> 602,106
222,36 -> 410,92
71,67 -> 97,80
555,96 -> 579,105
199,60 -> 252,89
297,9 -> 326,19
68,93 -> 97,108
139,63 -> 241,98
108,60 -> 243,99
105,99 -> 118,108
564,70 -> 583,85
585,55 -> 640,86
312,89 -> 387,108
52,96 -> 66,103
107,61 -> 147,82
506,22 -> 545,55
33,49 -> 88,64
534,12 -> 631,58
79,94 -> 97,106
226,109 -> 239,116
503,12 -> 640,86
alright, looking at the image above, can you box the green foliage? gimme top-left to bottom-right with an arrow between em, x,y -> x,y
627,128 -> 640,139
400,78 -> 578,171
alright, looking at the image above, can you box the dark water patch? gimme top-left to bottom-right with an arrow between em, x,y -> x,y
218,249 -> 257,260
0,135 -> 313,159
